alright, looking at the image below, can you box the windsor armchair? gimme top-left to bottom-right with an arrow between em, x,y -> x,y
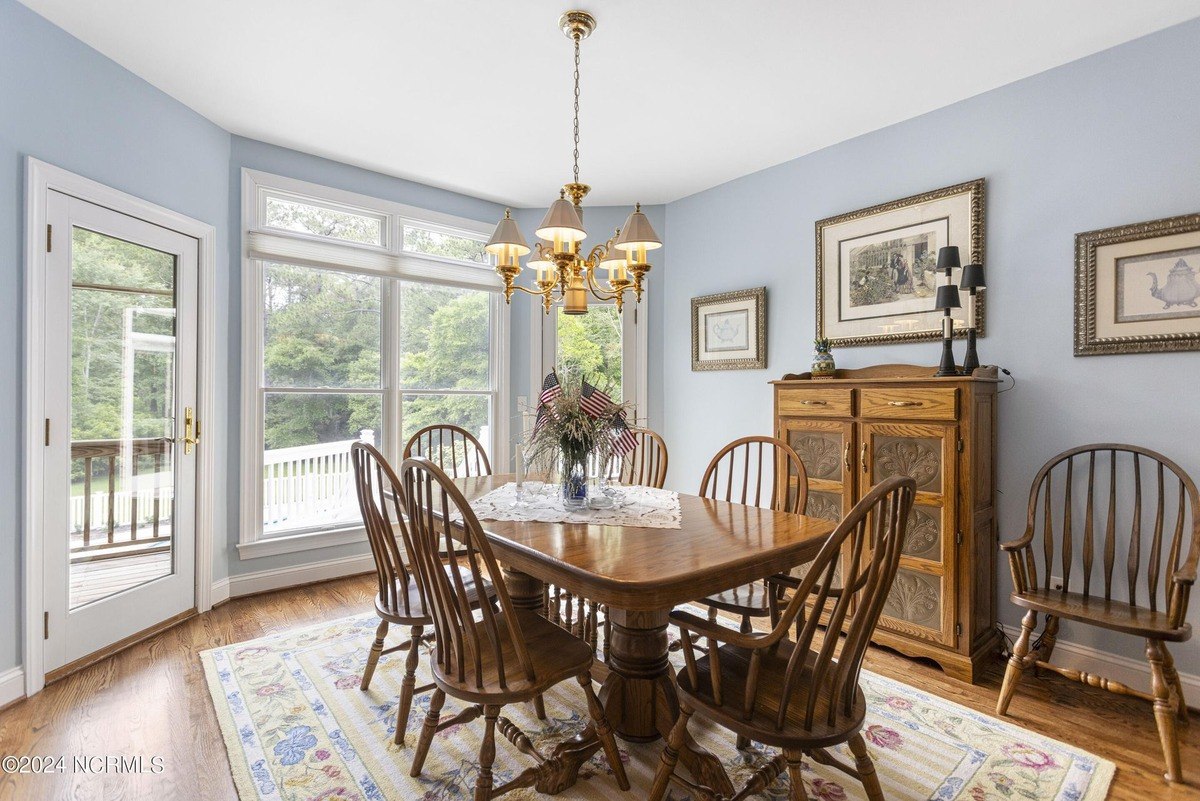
404,424 -> 492,477
401,456 -> 630,800
649,475 -> 916,801
997,444 -> 1199,784
350,443 -> 496,745
696,436 -> 810,632
611,427 -> 669,489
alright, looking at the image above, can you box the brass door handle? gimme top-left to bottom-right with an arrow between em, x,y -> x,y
843,444 -> 852,474
184,406 -> 201,455
860,443 -> 869,473
887,400 -> 923,407
800,400 -> 828,406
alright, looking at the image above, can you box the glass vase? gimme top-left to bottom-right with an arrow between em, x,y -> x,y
560,454 -> 589,508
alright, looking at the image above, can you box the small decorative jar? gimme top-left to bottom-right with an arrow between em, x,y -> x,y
811,338 -> 836,378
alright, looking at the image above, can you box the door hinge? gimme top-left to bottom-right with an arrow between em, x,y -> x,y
44,418 -> 51,446
46,224 -> 52,253
955,622 -> 962,638
956,437 -> 964,453
43,612 -> 49,640
634,306 -> 638,325
955,530 -> 963,546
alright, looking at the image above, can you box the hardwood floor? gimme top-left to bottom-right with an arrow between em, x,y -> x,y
0,573 -> 1196,800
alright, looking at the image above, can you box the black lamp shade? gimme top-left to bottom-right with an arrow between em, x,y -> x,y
960,263 -> 986,290
935,284 -> 961,310
936,246 -> 961,271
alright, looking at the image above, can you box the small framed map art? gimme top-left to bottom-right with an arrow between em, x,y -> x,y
1075,212 -> 1200,355
691,287 -> 767,371
816,178 -> 985,347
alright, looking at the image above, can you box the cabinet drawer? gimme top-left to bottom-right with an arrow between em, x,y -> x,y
860,387 -> 957,420
777,388 -> 852,417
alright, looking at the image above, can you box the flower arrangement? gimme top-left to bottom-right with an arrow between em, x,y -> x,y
526,370 -> 635,502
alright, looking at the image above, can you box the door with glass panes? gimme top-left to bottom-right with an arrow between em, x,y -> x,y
540,303 -> 641,421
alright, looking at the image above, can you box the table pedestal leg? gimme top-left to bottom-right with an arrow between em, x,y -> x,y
501,566 -> 546,615
603,608 -> 735,797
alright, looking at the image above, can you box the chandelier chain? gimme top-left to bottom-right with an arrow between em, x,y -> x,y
572,33 -> 581,185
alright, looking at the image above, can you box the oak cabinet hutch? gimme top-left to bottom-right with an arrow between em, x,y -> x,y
772,364 -> 999,682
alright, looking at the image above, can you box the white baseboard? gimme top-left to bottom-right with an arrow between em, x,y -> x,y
0,666 -> 25,709
1002,624 -> 1200,701
213,553 -> 375,604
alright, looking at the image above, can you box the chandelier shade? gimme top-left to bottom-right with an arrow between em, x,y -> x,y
614,204 -> 662,255
535,193 -> 587,244
484,208 -> 530,257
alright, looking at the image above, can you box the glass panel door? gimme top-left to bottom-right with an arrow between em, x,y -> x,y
43,191 -> 198,673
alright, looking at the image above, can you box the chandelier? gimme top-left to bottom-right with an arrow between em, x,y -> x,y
484,10 -> 661,315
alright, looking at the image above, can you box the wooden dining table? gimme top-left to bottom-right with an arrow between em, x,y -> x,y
454,474 -> 837,795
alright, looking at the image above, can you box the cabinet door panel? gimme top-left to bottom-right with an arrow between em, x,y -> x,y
778,418 -> 854,589
862,421 -> 957,646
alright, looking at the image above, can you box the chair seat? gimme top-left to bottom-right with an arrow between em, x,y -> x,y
431,608 -> 596,704
701,581 -> 774,617
1011,589 -> 1192,642
377,566 -> 494,625
677,637 -> 867,749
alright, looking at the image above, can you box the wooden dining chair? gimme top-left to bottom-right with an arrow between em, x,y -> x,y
696,436 -> 810,632
997,444 -> 1199,784
351,442 -> 496,746
401,456 -> 630,799
611,427 -> 669,489
649,475 -> 916,801
404,423 -> 492,478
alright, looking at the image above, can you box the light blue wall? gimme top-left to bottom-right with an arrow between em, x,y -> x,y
0,0 -> 231,672
224,138 -> 507,577
661,18 -> 1200,669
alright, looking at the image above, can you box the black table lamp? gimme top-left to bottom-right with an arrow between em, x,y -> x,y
960,263 -> 986,373
934,246 -> 961,377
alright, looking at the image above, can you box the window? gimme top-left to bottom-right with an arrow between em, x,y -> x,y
241,171 -> 507,554
556,305 -> 623,401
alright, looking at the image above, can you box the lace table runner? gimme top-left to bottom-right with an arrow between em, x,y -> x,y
469,481 -> 682,529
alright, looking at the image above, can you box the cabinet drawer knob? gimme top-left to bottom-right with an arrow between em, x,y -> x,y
887,400 -> 923,407
800,400 -> 828,406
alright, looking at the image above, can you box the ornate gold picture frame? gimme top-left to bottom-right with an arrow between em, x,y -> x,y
691,287 -> 767,371
816,178 -> 986,347
1075,212 -> 1200,355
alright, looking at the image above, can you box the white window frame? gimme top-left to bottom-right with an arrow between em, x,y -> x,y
239,169 -> 508,559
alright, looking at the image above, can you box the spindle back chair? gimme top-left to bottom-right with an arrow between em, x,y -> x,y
612,427 -> 669,488
649,475 -> 916,801
351,442 -> 490,745
404,424 -> 492,478
997,444 -> 1199,784
696,436 -> 810,634
400,456 -> 629,799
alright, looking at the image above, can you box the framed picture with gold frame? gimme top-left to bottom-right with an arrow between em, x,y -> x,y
691,287 -> 766,371
1075,212 -> 1200,355
816,178 -> 985,347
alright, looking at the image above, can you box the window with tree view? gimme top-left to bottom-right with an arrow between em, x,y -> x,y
556,305 -> 622,401
247,178 -> 500,542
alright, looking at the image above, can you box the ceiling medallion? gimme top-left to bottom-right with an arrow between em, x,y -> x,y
485,10 -> 661,315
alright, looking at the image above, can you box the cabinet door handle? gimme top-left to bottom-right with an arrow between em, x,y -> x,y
860,443 -> 869,474
887,400 -> 923,407
843,443 -> 852,473
799,400 -> 828,406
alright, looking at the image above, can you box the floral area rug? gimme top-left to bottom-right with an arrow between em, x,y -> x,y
201,614 -> 1113,801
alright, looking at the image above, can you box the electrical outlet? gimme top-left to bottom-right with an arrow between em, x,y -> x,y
1049,575 -> 1065,591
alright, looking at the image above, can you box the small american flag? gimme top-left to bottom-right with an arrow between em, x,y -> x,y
611,414 -> 639,456
533,371 -> 563,436
580,380 -> 614,419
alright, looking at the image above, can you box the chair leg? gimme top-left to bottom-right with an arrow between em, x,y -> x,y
578,671 -> 630,790
784,748 -> 810,801
708,605 -> 718,623
360,619 -> 388,691
736,734 -> 751,750
996,610 -> 1037,716
603,614 -> 612,663
475,705 -> 500,801
395,625 -> 424,745
1034,615 -> 1059,678
531,694 -> 547,720
1147,639 -> 1184,783
740,615 -> 754,634
1160,644 -> 1189,723
410,688 -> 445,777
848,733 -> 884,801
648,705 -> 693,801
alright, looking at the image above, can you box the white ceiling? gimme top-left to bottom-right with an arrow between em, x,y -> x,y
20,0 -> 1200,206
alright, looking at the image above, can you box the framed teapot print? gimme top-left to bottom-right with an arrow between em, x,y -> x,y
691,287 -> 767,371
1075,212 -> 1200,355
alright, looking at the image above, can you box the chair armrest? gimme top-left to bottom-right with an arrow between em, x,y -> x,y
669,610 -> 771,650
999,529 -> 1034,552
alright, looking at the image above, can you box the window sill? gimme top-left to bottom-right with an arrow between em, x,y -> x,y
237,525 -> 367,560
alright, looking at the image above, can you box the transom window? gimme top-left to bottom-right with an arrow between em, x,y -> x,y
241,170 -> 507,553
